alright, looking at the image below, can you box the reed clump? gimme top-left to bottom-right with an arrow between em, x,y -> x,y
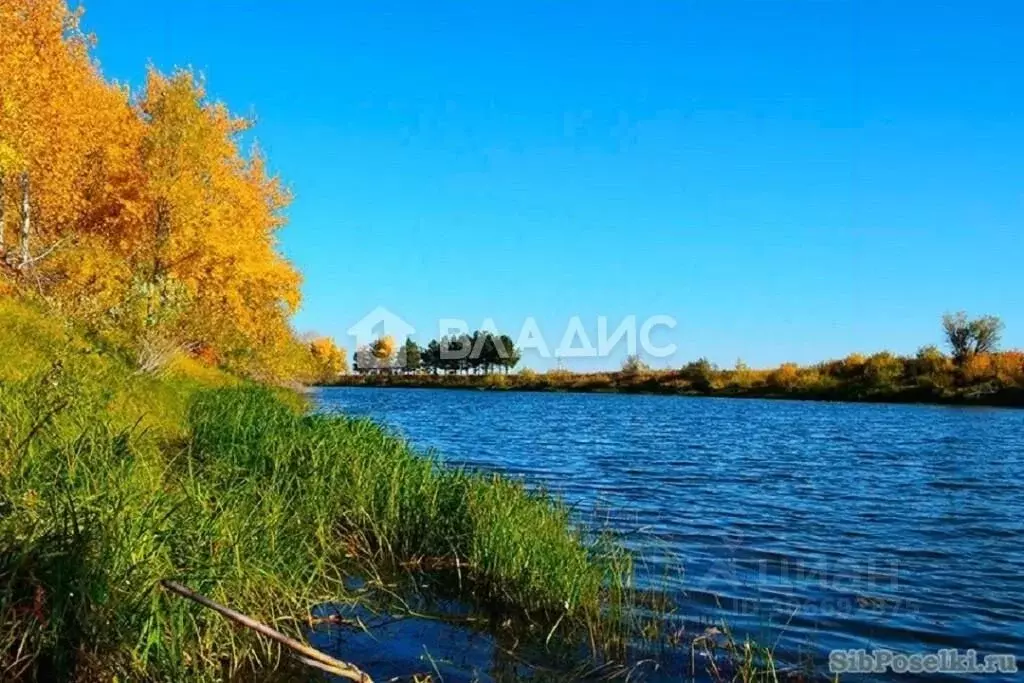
0,300 -> 631,680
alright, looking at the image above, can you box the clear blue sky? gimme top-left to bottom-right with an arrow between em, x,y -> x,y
84,1 -> 1022,370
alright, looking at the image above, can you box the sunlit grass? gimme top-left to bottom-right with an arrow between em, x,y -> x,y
0,299 -> 799,681
0,298 -> 633,679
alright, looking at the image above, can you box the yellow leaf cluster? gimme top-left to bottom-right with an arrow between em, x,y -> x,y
309,337 -> 348,382
0,0 -> 310,379
371,335 -> 396,362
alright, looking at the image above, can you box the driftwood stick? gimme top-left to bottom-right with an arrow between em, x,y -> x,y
160,579 -> 374,683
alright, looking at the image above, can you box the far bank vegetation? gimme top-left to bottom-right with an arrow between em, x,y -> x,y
338,314 -> 1024,406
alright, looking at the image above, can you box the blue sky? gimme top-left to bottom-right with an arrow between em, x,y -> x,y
84,1 -> 1022,369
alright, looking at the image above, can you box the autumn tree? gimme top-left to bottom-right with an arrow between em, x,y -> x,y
0,0 -> 138,290
133,71 -> 301,368
309,337 -> 348,383
1,0 -> 309,381
371,335 -> 396,370
942,312 -> 1003,366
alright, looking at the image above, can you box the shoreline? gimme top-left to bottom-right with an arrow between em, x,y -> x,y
323,373 -> 1024,408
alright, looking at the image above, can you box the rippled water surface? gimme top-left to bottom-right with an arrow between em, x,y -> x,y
314,387 -> 1024,680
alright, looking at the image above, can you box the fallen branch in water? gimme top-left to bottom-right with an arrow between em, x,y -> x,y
159,579 -> 374,682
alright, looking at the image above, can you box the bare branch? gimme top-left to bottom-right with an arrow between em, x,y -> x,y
0,171 -> 6,255
159,580 -> 374,682
21,236 -> 71,266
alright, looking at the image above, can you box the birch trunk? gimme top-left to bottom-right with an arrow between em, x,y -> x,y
19,171 -> 30,268
0,171 -> 6,258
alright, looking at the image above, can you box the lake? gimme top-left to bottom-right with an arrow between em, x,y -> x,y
314,387 -> 1024,681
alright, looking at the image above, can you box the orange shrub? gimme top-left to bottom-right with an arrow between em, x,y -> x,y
769,362 -> 801,390
963,353 -> 996,383
993,351 -> 1024,386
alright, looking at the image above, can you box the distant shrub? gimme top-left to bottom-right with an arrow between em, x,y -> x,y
769,362 -> 801,390
679,357 -> 716,392
572,373 -> 613,390
795,367 -> 825,391
963,353 -> 997,384
864,351 -> 906,389
483,373 -> 508,389
620,354 -> 650,375
914,345 -> 950,374
546,367 -> 574,381
730,359 -> 757,389
994,351 -> 1024,386
841,353 -> 867,379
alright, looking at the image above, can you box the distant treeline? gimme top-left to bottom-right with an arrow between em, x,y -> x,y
353,331 -> 522,374
333,313 -> 1024,407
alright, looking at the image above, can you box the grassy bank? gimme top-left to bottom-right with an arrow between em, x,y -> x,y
0,300 -> 633,680
329,364 -> 1024,407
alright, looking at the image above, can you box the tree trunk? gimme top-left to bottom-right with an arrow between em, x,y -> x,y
153,197 -> 170,281
0,171 -> 6,258
18,171 -> 30,268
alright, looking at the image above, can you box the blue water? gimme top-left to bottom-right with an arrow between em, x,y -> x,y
314,387 -> 1024,681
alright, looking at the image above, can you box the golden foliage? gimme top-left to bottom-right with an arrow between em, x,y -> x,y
963,353 -> 995,384
371,335 -> 396,362
310,337 -> 348,381
0,0 -> 309,379
994,351 -> 1024,385
769,362 -> 800,390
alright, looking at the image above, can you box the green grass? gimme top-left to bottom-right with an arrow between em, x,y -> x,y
0,298 -> 806,682
0,299 -> 633,680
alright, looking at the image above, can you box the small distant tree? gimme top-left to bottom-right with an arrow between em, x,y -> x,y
475,332 -> 497,374
416,331 -> 520,375
399,337 -> 421,373
422,339 -> 441,374
468,330 -> 486,374
371,335 -> 396,371
942,312 -> 1003,366
621,354 -> 650,375
498,334 -> 520,373
475,331 -> 518,374
353,345 -> 375,374
440,334 -> 472,374
680,357 -> 716,392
